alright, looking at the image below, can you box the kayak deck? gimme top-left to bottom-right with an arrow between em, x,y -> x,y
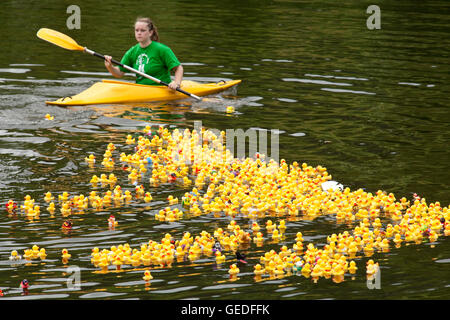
46,79 -> 242,106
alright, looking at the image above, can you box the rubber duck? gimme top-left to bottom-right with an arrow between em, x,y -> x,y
45,113 -> 54,120
143,270 -> 153,281
5,199 -> 17,213
62,219 -> 72,231
31,245 -> 40,258
226,106 -> 235,113
9,250 -> 21,261
20,279 -> 29,290
366,260 -> 379,277
215,251 -> 226,264
228,264 -> 240,276
167,195 -> 178,205
271,229 -> 281,241
348,261 -> 358,274
301,263 -> 311,276
61,248 -> 71,259
124,190 -> 133,202
295,232 -> 304,242
254,264 -> 265,276
126,135 -> 135,144
144,192 -> 153,203
37,248 -> 47,260
44,192 -> 54,202
393,234 -> 403,246
113,255 -> 123,270
90,175 -> 99,185
274,264 -> 286,277
266,220 -> 276,232
85,154 -> 96,164
278,220 -> 286,233
58,192 -> 70,202
108,215 -> 118,228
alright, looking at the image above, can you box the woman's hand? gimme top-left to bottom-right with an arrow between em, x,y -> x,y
104,55 -> 113,68
168,80 -> 181,90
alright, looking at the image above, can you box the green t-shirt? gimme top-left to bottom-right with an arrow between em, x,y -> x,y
118,41 -> 180,85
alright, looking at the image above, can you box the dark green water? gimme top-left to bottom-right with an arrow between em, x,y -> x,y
0,0 -> 449,300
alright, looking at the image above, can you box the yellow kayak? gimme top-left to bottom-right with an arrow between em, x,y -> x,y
46,79 -> 242,106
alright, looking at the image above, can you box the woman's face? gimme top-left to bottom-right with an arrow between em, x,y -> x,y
135,21 -> 152,43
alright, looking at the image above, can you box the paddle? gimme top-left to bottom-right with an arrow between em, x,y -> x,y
36,28 -> 202,101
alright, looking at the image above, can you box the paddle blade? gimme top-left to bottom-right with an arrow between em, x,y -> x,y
37,28 -> 84,51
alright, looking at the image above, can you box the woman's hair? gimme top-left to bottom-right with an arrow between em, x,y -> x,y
135,17 -> 159,42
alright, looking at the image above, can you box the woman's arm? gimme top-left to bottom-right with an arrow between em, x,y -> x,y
104,55 -> 125,78
168,64 -> 183,90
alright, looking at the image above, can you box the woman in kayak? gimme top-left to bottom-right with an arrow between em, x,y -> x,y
104,17 -> 183,90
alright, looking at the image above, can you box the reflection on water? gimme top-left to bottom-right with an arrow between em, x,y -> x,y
0,0 -> 449,300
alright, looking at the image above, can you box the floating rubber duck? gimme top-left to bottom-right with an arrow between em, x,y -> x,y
226,106 -> 235,113
143,270 -> 153,281
5,199 -> 17,213
393,234 -> 403,246
167,195 -> 178,205
9,250 -> 21,261
61,248 -> 71,260
37,248 -> 47,260
278,220 -> 286,233
348,261 -> 358,274
126,135 -> 135,144
266,220 -> 276,232
108,215 -> 118,228
85,154 -> 96,164
45,113 -> 54,120
62,219 -> 72,231
20,279 -> 29,290
215,251 -> 226,264
366,260 -> 379,277
44,192 -> 54,202
254,264 -> 265,276
228,264 -> 240,276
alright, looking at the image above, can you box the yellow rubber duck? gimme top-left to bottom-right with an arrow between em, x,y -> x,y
253,264 -> 265,276
278,220 -> 286,233
226,106 -> 235,113
271,229 -> 281,241
61,248 -> 71,259
85,154 -> 96,164
348,261 -> 358,274
393,234 -> 403,246
228,264 -> 240,276
58,192 -> 70,202
45,113 -> 54,120
37,248 -> 47,260
126,135 -> 135,145
167,195 -> 178,205
9,250 -> 21,261
266,220 -> 276,232
44,192 -> 54,202
143,270 -> 153,281
215,251 -> 226,264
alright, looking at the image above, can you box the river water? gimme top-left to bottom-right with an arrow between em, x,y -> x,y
0,0 -> 449,300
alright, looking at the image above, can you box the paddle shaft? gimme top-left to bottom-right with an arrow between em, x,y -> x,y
84,48 -> 202,101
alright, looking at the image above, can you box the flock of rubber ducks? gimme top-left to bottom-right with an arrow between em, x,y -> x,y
3,125 -> 450,292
